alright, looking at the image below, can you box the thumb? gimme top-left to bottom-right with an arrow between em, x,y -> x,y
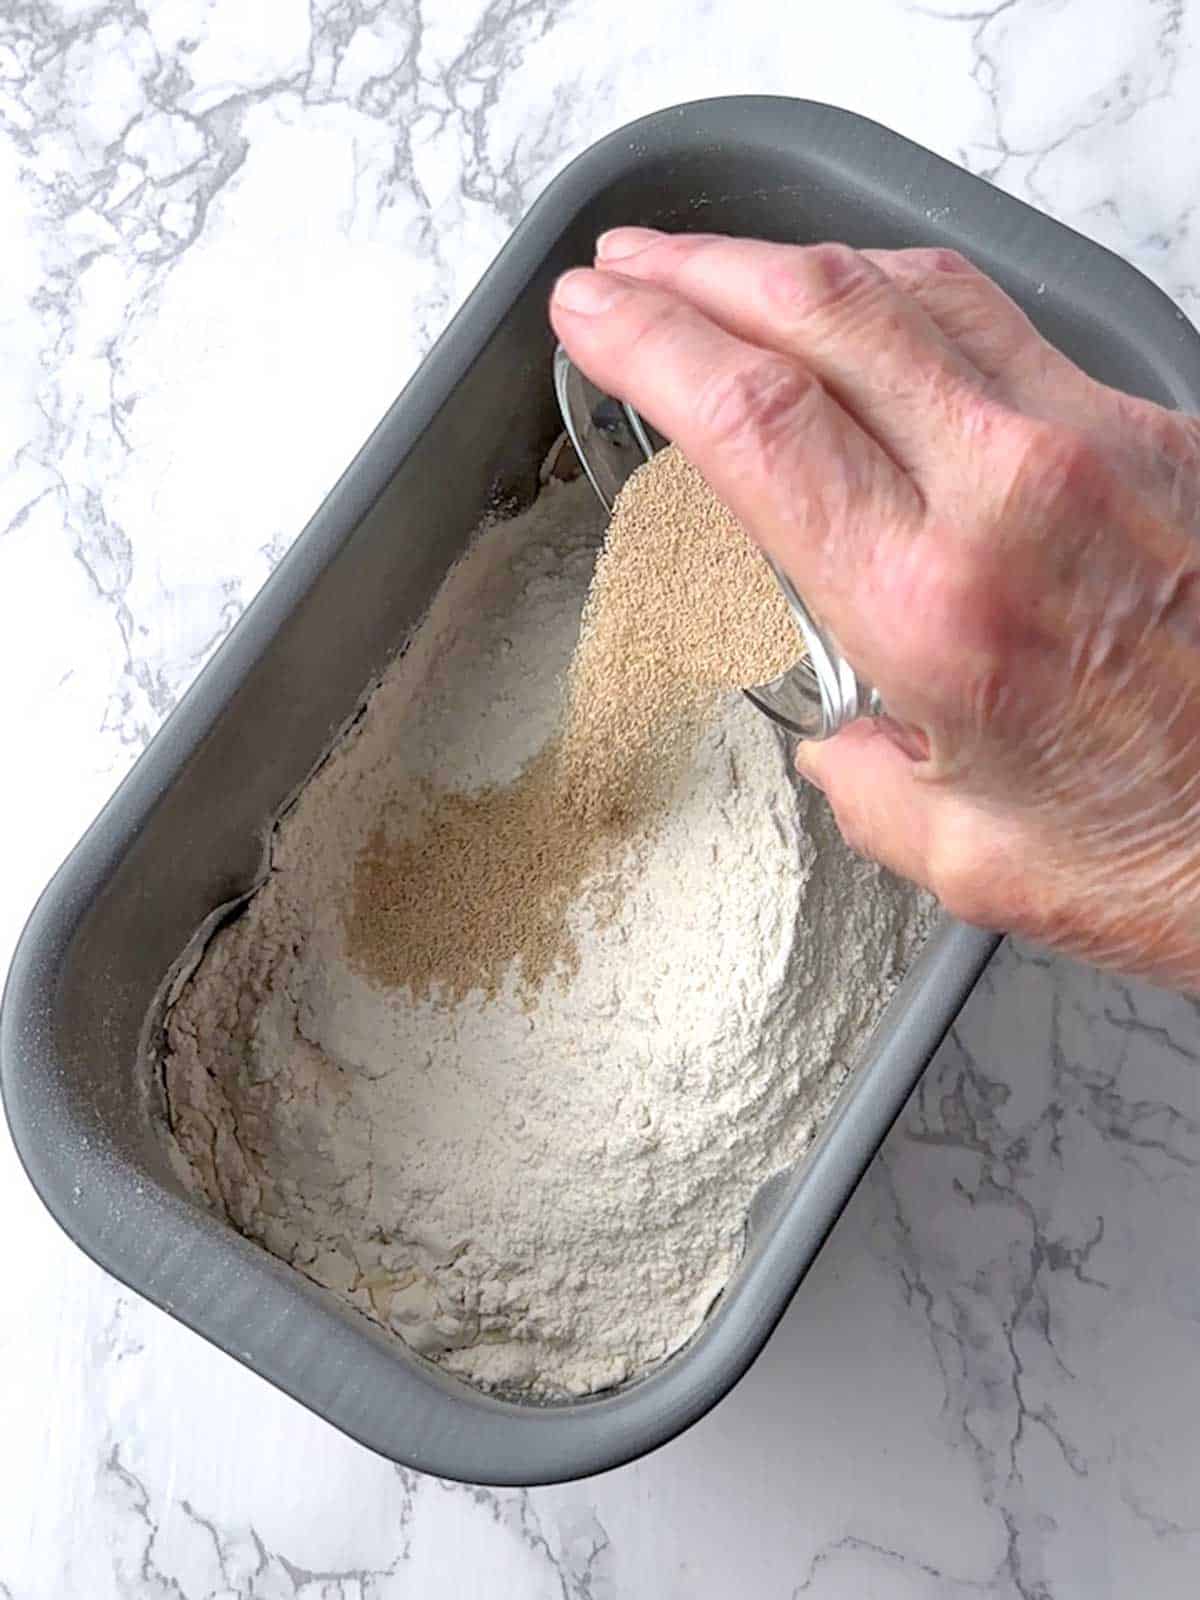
793,721 -> 940,890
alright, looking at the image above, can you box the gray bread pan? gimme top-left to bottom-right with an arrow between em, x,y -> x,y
5,97 -> 1200,1486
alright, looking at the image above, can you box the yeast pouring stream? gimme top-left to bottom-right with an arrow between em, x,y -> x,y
345,445 -> 804,998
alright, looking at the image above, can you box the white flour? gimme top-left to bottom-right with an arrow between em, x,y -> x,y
162,475 -> 933,1398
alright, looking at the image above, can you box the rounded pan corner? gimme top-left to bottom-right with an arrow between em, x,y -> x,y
1,845 -> 98,1218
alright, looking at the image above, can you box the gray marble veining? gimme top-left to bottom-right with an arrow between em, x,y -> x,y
3,2 -> 1200,1595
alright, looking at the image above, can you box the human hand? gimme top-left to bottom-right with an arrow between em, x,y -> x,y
550,230 -> 1200,990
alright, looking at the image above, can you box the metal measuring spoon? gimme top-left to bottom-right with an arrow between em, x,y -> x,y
553,346 -> 881,741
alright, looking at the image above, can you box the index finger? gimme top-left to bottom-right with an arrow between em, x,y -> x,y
549,266 -> 921,661
592,230 -> 981,482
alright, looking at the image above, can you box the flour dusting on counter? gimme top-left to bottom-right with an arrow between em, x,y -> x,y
161,473 -> 932,1398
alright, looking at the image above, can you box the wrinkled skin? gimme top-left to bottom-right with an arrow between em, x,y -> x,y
550,230 -> 1200,990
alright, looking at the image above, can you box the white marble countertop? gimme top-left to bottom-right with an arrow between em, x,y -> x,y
3,2 -> 1200,1595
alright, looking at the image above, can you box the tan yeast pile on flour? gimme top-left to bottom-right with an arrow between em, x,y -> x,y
346,444 -> 804,1000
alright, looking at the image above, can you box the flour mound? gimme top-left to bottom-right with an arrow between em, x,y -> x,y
161,475 -> 931,1398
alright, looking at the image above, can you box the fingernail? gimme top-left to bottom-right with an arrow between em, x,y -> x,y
553,267 -> 625,315
808,241 -> 867,294
596,226 -> 663,261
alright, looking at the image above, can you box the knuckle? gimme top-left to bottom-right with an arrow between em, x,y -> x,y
925,246 -> 976,276
895,246 -> 976,278
1123,397 -> 1200,476
1007,418 -> 1107,518
868,246 -> 977,285
804,240 -> 864,292
693,356 -> 814,459
884,535 -> 1005,687
880,529 -> 1041,740
765,241 -> 876,321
